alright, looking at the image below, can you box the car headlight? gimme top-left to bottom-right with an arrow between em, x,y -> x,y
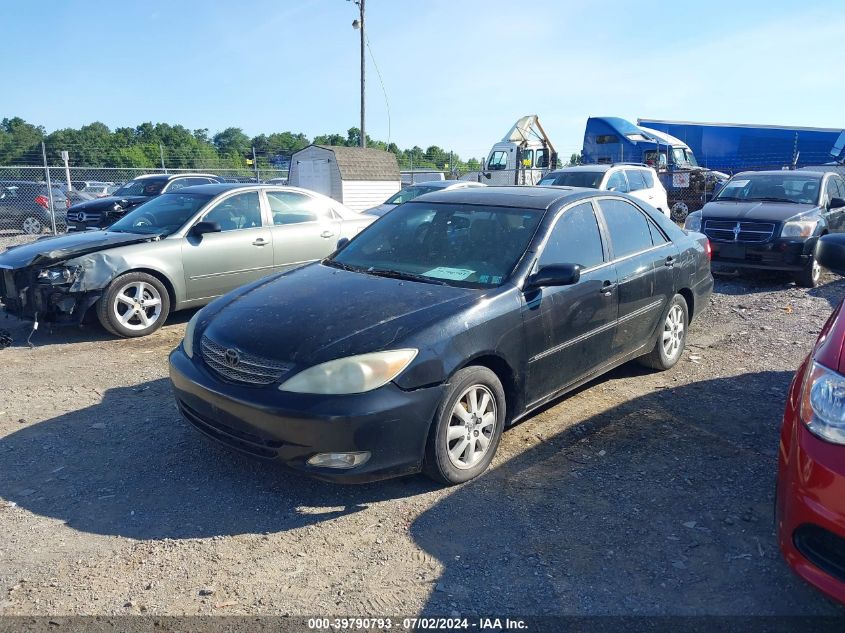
183,309 -> 203,358
684,212 -> 702,232
278,349 -> 418,394
781,218 -> 819,238
800,361 -> 845,445
36,265 -> 80,284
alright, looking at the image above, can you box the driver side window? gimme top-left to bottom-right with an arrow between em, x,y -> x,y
539,202 -> 604,269
203,191 -> 262,231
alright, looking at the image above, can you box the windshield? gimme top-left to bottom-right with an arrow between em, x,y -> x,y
385,184 -> 441,205
715,173 -> 822,204
329,202 -> 543,288
539,171 -> 604,188
108,192 -> 214,235
113,179 -> 165,197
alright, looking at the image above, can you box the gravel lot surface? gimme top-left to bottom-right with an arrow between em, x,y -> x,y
1,270 -> 845,617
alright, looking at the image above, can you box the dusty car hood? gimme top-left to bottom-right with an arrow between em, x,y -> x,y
68,195 -> 150,212
700,200 -> 817,222
202,262 -> 479,366
0,231 -> 159,269
364,203 -> 397,217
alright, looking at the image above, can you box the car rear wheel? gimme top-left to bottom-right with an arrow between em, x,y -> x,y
639,294 -> 688,370
423,366 -> 505,485
794,253 -> 821,288
21,216 -> 45,234
96,272 -> 170,338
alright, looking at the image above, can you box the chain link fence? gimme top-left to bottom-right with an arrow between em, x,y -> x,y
0,165 -> 288,250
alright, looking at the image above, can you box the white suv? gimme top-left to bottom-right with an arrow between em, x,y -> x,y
539,164 -> 670,217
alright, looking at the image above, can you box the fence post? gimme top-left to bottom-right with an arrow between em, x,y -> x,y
41,142 -> 58,235
159,143 -> 167,173
61,150 -> 72,192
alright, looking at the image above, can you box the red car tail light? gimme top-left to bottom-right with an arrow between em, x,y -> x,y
705,239 -> 712,261
65,197 -> 71,209
35,194 -> 49,209
799,361 -> 845,445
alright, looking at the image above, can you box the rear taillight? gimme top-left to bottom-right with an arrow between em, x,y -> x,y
34,195 -> 49,209
65,197 -> 71,209
704,239 -> 712,261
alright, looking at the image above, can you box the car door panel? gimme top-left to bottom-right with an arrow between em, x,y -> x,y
181,191 -> 274,301
265,190 -> 342,271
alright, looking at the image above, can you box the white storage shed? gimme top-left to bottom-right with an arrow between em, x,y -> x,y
288,145 -> 401,213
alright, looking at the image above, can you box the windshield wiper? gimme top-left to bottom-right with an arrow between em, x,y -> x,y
364,267 -> 450,286
716,196 -> 745,201
745,197 -> 797,203
323,259 -> 362,273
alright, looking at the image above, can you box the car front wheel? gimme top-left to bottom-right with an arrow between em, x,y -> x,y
639,294 -> 688,370
96,272 -> 171,338
423,366 -> 506,485
794,252 -> 821,288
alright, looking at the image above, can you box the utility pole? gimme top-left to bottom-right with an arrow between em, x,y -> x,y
159,143 -> 167,173
352,0 -> 365,147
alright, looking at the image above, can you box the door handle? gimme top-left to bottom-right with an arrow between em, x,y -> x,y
665,256 -> 676,268
600,281 -> 617,296
252,237 -> 268,246
320,230 -> 335,239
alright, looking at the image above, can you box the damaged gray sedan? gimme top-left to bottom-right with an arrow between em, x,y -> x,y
0,183 -> 374,337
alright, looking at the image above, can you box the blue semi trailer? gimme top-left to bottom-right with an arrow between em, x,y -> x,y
637,118 -> 845,174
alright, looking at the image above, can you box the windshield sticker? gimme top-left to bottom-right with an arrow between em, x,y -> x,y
424,267 -> 475,281
728,179 -> 749,187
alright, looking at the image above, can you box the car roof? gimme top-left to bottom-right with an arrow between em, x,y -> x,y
132,173 -> 219,182
413,185 -> 592,209
546,165 -> 612,174
732,170 -> 827,178
171,183 -> 337,197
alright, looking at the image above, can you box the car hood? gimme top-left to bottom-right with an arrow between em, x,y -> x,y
68,195 -> 150,212
700,200 -> 818,221
0,230 -> 160,269
364,203 -> 396,217
202,263 -> 480,366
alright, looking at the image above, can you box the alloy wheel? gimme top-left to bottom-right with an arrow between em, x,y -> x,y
111,280 -> 163,331
446,384 -> 497,470
662,304 -> 685,361
22,217 -> 43,234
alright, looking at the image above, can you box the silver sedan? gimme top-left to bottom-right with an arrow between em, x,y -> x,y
0,184 -> 375,337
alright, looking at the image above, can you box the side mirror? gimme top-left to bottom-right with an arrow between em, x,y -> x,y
817,234 -> 845,275
191,220 -> 221,236
830,197 -> 845,210
525,264 -> 581,290
336,237 -> 350,250
483,172 -> 492,180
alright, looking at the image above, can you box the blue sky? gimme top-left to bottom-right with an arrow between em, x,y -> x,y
5,0 -> 844,160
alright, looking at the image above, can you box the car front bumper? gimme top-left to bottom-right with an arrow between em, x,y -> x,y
777,360 -> 845,605
169,346 -> 445,483
710,237 -> 815,273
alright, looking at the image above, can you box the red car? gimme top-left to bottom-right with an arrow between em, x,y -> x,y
778,233 -> 845,604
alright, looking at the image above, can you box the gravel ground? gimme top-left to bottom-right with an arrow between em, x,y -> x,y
1,270 -> 845,617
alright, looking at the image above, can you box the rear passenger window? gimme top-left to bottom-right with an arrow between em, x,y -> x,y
640,170 -> 654,188
267,191 -> 319,225
539,202 -> 604,269
625,170 -> 647,191
605,171 -> 629,193
599,199 -> 653,258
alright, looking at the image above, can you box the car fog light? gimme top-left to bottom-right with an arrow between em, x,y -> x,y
307,451 -> 371,469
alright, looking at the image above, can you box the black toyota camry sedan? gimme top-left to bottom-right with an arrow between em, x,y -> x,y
169,187 -> 713,484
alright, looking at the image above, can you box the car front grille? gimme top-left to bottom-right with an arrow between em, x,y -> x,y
703,220 -> 776,243
200,335 -> 294,386
66,211 -> 103,223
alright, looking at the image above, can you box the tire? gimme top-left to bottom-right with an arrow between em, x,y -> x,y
670,201 -> 690,223
423,366 -> 506,485
639,294 -> 688,371
96,272 -> 171,338
794,251 -> 821,288
21,216 -> 45,235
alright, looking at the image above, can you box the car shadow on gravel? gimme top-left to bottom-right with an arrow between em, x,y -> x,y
0,377 -> 438,539
411,370 -> 845,616
0,310 -> 196,349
